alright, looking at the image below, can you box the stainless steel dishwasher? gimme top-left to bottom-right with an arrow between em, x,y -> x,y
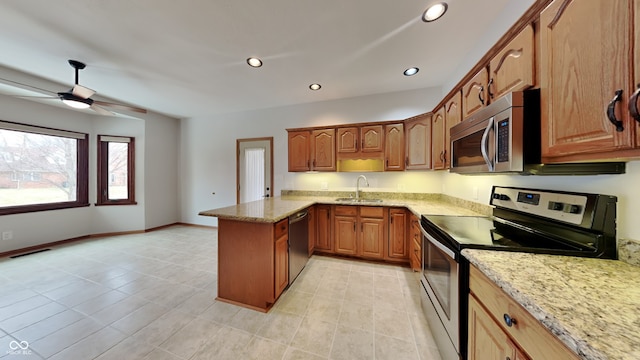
288,209 -> 309,285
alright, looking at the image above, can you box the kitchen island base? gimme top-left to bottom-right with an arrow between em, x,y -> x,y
217,218 -> 289,312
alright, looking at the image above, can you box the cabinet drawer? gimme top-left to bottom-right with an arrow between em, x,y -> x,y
359,206 -> 384,218
335,205 -> 358,216
275,219 -> 288,240
469,265 -> 579,360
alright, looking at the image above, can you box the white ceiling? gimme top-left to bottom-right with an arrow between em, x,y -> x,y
0,0 -> 528,119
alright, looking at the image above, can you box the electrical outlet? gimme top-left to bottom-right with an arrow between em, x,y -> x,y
320,182 -> 328,190
397,183 -> 405,191
2,231 -> 13,241
472,186 -> 479,200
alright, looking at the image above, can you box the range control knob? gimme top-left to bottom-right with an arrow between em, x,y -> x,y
498,194 -> 510,201
548,201 -> 564,211
563,204 -> 582,214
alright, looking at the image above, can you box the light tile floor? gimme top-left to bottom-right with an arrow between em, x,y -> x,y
0,225 -> 442,360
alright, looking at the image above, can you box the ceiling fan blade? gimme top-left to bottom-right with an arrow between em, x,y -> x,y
72,84 -> 95,99
93,100 -> 147,114
0,77 -> 58,95
90,104 -> 115,116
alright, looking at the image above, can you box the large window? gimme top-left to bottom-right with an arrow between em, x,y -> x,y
0,121 -> 89,215
97,135 -> 135,205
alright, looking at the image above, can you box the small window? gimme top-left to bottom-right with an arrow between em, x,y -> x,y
0,120 -> 89,215
97,135 -> 136,205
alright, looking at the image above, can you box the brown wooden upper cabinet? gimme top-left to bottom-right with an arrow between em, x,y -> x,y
433,92 -> 461,170
488,24 -> 535,102
287,130 -> 311,172
444,92 -> 463,169
462,68 -> 489,119
336,125 -> 384,158
287,129 -> 336,172
405,113 -> 432,170
540,0 -> 639,161
384,123 -> 405,170
462,25 -> 534,119
431,107 -> 446,169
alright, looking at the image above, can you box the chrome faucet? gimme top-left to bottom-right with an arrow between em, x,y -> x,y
355,175 -> 369,200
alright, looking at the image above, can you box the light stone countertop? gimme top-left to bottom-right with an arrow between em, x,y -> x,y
198,192 -> 489,223
462,249 -> 640,360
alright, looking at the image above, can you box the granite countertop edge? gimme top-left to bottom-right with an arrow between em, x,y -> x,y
198,192 -> 491,223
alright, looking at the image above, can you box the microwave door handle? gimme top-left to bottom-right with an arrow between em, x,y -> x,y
481,116 -> 495,172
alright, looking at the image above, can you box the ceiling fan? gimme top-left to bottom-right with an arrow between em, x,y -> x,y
6,59 -> 147,115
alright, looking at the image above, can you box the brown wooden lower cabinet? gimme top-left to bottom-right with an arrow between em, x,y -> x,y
314,205 -> 332,252
468,265 -> 579,359
217,218 -> 289,312
387,208 -> 408,260
409,214 -> 421,271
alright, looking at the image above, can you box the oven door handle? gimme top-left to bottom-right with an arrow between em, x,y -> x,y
420,225 -> 456,259
481,116 -> 495,172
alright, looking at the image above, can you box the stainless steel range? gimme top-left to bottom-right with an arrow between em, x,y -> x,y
419,186 -> 617,360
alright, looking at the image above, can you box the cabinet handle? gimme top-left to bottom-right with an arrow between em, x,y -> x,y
487,78 -> 494,99
503,313 -> 517,327
405,157 -> 409,166
629,84 -> 640,123
606,89 -> 624,132
361,139 -> 364,150
386,159 -> 389,167
478,85 -> 485,105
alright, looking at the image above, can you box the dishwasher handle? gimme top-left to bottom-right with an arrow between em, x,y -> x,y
289,210 -> 309,224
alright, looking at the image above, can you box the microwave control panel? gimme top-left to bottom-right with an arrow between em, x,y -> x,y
496,119 -> 509,163
491,186 -> 587,226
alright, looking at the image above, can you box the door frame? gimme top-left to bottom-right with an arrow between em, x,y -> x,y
236,137 -> 274,204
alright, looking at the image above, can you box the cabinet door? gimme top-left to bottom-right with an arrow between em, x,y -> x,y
334,215 -> 358,255
431,107 -> 446,170
361,125 -> 384,152
337,127 -> 359,154
409,214 -> 421,271
489,24 -> 534,101
315,205 -> 332,252
387,208 -> 408,260
468,296 -> 520,360
405,114 -> 432,170
540,0 -> 634,159
360,217 -> 385,259
444,92 -> 462,169
274,233 -> 289,299
462,68 -> 489,118
311,129 -> 336,171
384,123 -> 405,170
636,0 -> 640,147
288,131 -> 310,172
308,206 -> 316,256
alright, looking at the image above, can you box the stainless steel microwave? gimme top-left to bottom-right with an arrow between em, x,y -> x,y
450,90 -> 541,174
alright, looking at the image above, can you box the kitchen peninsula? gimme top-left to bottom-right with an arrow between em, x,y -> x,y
199,192 -> 487,311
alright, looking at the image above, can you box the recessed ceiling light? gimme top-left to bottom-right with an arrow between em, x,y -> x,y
309,84 -> 321,91
423,2 -> 448,22
247,57 -> 263,67
404,67 -> 419,76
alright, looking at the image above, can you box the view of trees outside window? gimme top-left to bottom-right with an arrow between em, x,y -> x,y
0,128 -> 77,207
108,142 -> 128,200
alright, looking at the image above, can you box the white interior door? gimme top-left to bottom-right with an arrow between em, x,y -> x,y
237,138 -> 272,204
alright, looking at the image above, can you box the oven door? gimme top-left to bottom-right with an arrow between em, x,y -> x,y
420,224 -> 460,359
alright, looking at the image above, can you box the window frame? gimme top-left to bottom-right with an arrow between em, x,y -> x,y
96,135 -> 136,206
0,120 -> 89,216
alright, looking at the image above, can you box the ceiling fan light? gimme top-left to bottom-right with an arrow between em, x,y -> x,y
62,99 -> 91,109
423,2 -> 448,22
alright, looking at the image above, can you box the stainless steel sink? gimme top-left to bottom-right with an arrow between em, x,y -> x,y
335,198 -> 383,203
